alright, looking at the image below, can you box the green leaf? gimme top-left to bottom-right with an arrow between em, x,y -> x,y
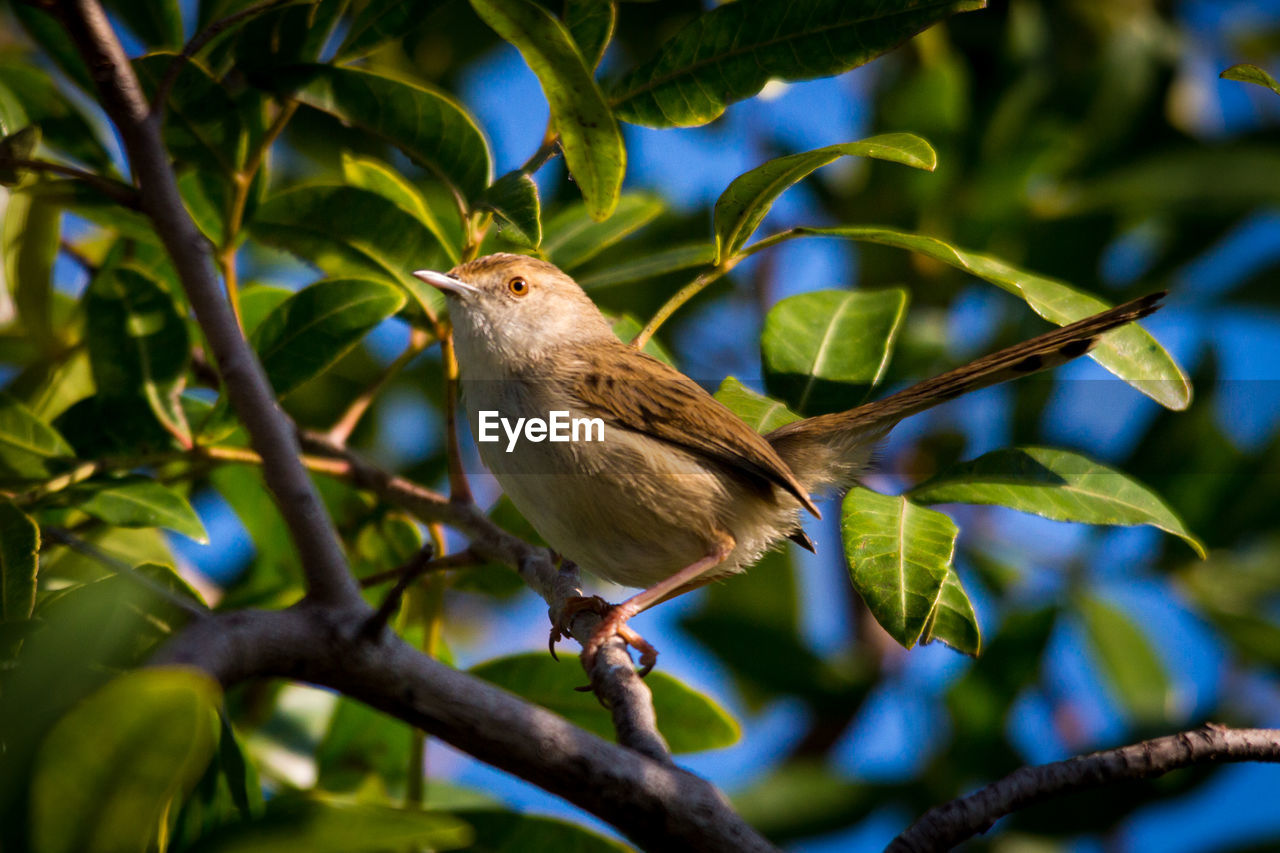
761,287 -> 908,416
565,0 -> 616,70
609,314 -> 674,365
0,393 -> 73,480
577,242 -> 715,290
2,188 -> 60,352
469,0 -> 625,220
237,284 -> 293,336
732,761 -> 872,844
85,265 -> 192,442
341,153 -> 459,264
249,185 -> 448,311
75,475 -> 209,543
188,794 -> 473,853
920,567 -> 980,655
336,0 -> 434,61
609,0 -> 985,128
135,54 -> 245,175
714,377 -> 801,433
840,485 -> 957,648
788,225 -> 1192,410
542,194 -> 663,270
31,668 -> 221,853
105,0 -> 184,49
716,134 -> 935,261
476,170 -> 542,249
11,4 -> 96,93
1220,63 -> 1280,97
453,809 -> 632,853
0,126 -> 39,185
1078,595 -> 1172,723
0,500 -> 38,622
0,64 -> 112,169
290,65 -> 491,202
910,446 -> 1205,557
470,652 -> 739,753
251,278 -> 406,398
316,696 -> 412,794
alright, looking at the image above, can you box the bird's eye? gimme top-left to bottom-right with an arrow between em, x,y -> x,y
508,276 -> 529,297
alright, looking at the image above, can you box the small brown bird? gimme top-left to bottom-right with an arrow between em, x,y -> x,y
414,255 -> 1163,672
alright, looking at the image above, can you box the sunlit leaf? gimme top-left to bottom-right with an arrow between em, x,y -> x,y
841,485 -> 956,648
610,0 -> 986,127
761,287 -> 908,416
2,189 -> 60,351
471,652 -> 740,753
31,668 -> 221,853
476,170 -> 541,249
251,278 -> 406,397
787,225 -> 1192,410
0,500 -> 38,622
920,567 -> 980,655
714,377 -> 801,433
74,475 -> 209,543
1220,63 -> 1280,97
0,393 -> 73,480
910,446 -> 1205,557
84,265 -> 191,443
290,65 -> 492,202
542,194 -> 663,270
469,0 -> 624,220
1078,595 -> 1172,724
716,134 -> 935,261
341,153 -> 459,264
187,794 -> 472,852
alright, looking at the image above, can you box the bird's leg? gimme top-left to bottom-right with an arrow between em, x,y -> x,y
582,533 -> 735,677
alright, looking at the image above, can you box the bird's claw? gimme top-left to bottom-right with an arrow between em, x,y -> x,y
548,594 -> 611,662
582,609 -> 659,679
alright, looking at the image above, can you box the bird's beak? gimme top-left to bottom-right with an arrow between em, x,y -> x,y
412,269 -> 479,297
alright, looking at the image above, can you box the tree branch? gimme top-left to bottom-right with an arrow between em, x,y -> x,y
0,156 -> 141,209
54,0 -> 360,607
888,724 -> 1280,852
156,604 -> 778,853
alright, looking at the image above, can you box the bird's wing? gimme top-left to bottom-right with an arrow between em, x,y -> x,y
565,342 -> 820,518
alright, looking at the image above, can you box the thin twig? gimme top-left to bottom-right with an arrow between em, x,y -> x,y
150,0 -> 297,116
55,0 -> 360,606
438,329 -> 473,503
888,724 -> 1280,852
359,549 -> 479,588
328,328 -> 432,445
0,156 -> 141,209
361,545 -> 436,640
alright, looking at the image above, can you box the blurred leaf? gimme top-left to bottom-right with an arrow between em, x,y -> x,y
74,475 -> 209,543
790,225 -> 1192,410
0,392 -> 75,479
841,485 -> 955,648
337,0 -> 436,61
470,652 -> 739,753
188,794 -> 472,852
290,65 -> 491,202
135,54 -> 244,175
0,126 -> 39,185
178,169 -> 233,245
341,153 -> 459,264
578,243 -> 714,290
172,715 -> 264,850
542,194 -> 663,270
31,668 -> 221,853
732,761 -> 872,844
316,696 -> 412,794
716,134 -> 935,261
10,4 -> 95,93
565,0 -> 616,70
476,170 -> 541,249
1220,64 -> 1280,97
761,287 -> 908,416
920,567 -> 980,655
609,0 -> 985,127
237,284 -> 292,336
714,377 -> 801,433
911,446 -> 1205,557
469,0 -> 625,220
210,465 -> 299,607
453,809 -> 632,852
0,63 -> 111,168
1077,595 -> 1172,724
250,185 -> 447,308
251,277 -> 406,398
0,500 -> 38,622
105,0 -> 184,49
608,313 -> 674,365
85,264 -> 191,443
2,189 -> 60,351
1178,540 -> 1280,667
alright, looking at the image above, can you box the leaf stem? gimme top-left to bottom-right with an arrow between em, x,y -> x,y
631,260 -> 737,350
327,328 -> 433,445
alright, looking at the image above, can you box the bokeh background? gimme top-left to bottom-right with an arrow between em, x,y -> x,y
5,0 -> 1280,850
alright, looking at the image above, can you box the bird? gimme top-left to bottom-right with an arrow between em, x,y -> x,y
413,254 -> 1164,674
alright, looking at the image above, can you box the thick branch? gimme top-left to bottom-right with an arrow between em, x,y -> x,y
157,604 -> 777,853
55,0 -> 359,606
888,724 -> 1280,852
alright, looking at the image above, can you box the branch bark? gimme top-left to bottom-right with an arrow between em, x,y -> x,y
54,0 -> 359,607
156,604 -> 777,853
887,724 -> 1280,852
